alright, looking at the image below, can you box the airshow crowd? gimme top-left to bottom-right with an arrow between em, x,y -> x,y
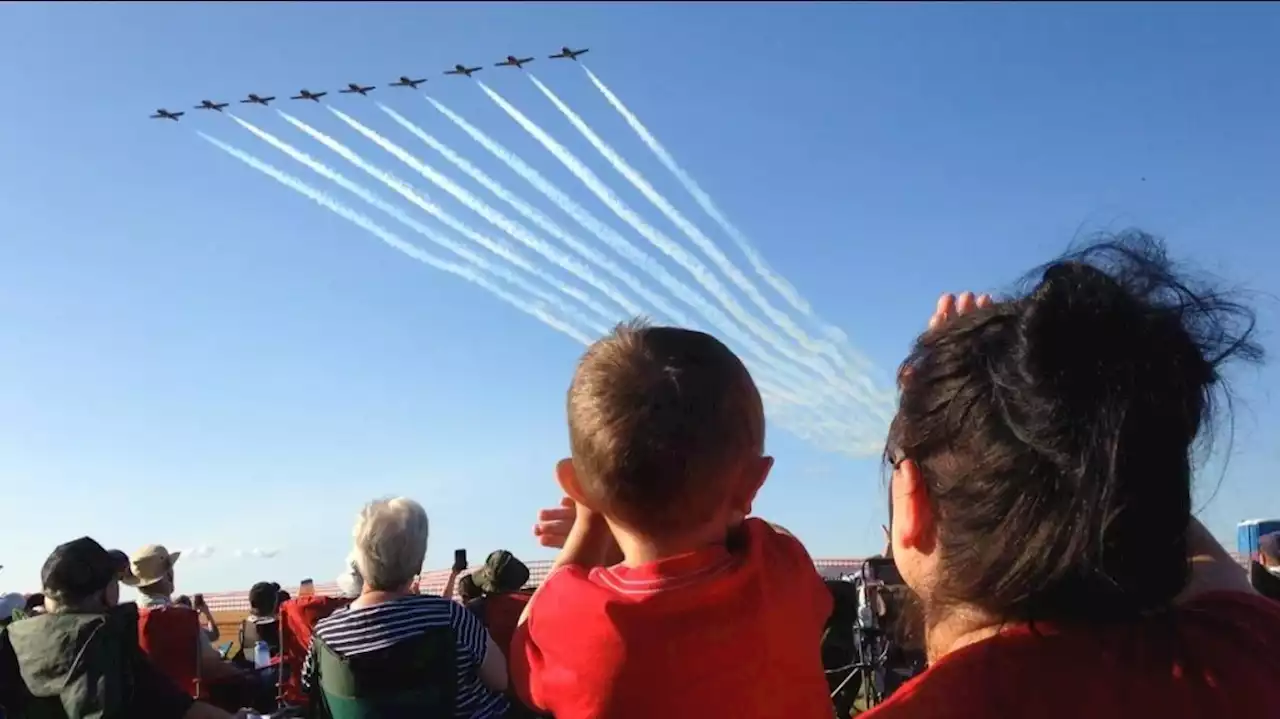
3,231 -> 1280,719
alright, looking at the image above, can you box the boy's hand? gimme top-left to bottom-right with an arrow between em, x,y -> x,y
533,497 -> 577,549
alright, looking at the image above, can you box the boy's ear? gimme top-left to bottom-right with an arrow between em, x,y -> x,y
735,455 -> 773,516
555,458 -> 590,506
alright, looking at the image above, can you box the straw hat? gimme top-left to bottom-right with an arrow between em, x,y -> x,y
121,544 -> 181,588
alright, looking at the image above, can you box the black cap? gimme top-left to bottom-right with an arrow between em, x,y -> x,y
249,581 -> 281,613
41,537 -> 119,603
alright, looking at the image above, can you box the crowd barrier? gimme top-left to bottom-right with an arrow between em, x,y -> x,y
200,558 -> 868,612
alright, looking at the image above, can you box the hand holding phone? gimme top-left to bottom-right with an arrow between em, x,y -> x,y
452,549 -> 467,573
193,594 -> 206,609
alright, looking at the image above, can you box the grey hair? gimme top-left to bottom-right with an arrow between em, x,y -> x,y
352,497 -> 429,591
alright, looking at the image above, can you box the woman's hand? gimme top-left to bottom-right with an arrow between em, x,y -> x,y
928,292 -> 993,331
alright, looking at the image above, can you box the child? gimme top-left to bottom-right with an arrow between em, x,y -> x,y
509,321 -> 834,719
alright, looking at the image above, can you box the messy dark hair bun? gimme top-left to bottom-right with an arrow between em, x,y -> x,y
889,231 -> 1261,623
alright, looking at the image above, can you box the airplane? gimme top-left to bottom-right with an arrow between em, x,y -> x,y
549,47 -> 589,61
495,55 -> 535,69
290,89 -> 327,102
445,64 -> 482,77
150,109 -> 184,121
389,76 -> 428,89
240,93 -> 275,106
194,100 -> 229,112
339,82 -> 376,96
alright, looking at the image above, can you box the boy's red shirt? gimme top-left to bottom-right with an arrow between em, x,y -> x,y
509,518 -> 834,719
864,590 -> 1280,719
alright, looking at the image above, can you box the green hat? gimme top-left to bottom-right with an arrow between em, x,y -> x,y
473,550 -> 529,595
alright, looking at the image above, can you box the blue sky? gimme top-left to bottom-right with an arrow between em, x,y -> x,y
2,3 -> 1278,594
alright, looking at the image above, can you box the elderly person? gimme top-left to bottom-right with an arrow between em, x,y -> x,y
0,537 -> 251,719
300,497 -> 510,717
864,235 -> 1280,718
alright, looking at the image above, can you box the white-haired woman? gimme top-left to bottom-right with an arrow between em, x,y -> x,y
299,498 -> 511,718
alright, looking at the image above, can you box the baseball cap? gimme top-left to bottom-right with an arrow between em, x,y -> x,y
473,550 -> 530,595
41,537 -> 122,603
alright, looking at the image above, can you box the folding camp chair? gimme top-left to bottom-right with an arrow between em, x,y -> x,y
276,595 -> 352,707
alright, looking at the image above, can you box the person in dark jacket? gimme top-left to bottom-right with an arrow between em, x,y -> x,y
0,537 -> 252,719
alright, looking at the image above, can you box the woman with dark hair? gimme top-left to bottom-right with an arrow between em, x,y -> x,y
866,233 -> 1280,718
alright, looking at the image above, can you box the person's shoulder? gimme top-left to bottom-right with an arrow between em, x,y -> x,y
744,517 -> 821,573
525,566 -> 608,631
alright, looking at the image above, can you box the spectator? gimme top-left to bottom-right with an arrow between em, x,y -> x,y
237,582 -> 282,662
865,234 -> 1280,718
0,594 -> 24,626
19,595 -> 43,618
1251,532 -> 1280,600
466,551 -> 531,654
300,497 -> 509,717
334,553 -> 363,599
513,322 -> 834,719
456,574 -> 481,603
0,537 -> 251,718
122,545 -> 245,686
276,589 -> 291,604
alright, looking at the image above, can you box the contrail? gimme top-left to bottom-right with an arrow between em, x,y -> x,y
452,89 -> 836,406
582,67 -> 815,320
379,102 -> 693,328
426,97 -> 698,330
229,113 -> 608,337
528,74 -> 850,378
581,67 -> 882,379
323,108 -> 619,325
330,106 -> 638,321
198,132 -> 594,346
445,90 -> 858,411
479,81 -> 885,419
276,111 -> 615,329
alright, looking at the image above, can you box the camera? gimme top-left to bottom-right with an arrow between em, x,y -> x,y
823,558 -> 924,715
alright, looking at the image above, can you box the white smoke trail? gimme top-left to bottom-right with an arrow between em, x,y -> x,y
326,107 -> 636,322
479,82 -> 888,423
436,92 -> 867,416
528,74 -> 850,379
418,100 -> 866,428
198,132 -> 594,345
276,111 -> 614,329
581,67 -> 882,379
229,113 -> 607,337
378,103 -> 694,328
453,89 -> 841,409
581,67 -> 813,318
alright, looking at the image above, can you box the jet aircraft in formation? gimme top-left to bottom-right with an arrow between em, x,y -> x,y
150,46 -> 589,119
496,55 -> 535,69
549,47 -> 588,61
445,64 -> 483,77
390,76 -> 428,89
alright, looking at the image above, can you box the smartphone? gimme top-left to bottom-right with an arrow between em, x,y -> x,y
453,549 -> 468,572
298,578 -> 315,597
192,593 -> 205,608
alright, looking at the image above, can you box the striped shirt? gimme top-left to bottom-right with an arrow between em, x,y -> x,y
300,594 -> 508,718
